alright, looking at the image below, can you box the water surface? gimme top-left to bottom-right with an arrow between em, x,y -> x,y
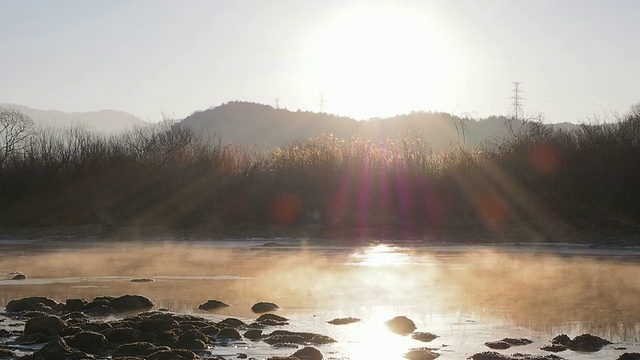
1,238 -> 640,359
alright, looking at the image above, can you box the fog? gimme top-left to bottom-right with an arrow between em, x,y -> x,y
1,242 -> 639,339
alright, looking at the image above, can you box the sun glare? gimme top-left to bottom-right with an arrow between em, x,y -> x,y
351,244 -> 409,266
302,3 -> 461,118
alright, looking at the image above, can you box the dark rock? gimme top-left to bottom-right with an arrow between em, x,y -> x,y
65,330 -> 108,354
618,353 -> 640,360
12,332 -> 49,345
131,278 -> 155,282
199,299 -> 230,310
218,327 -> 242,340
385,316 -> 417,334
251,302 -> 280,313
22,310 -> 50,318
114,342 -> 166,357
238,353 -> 248,359
412,332 -> 439,342
60,326 -> 82,337
264,334 -> 306,345
264,330 -> 336,346
502,338 -> 533,346
540,344 -> 567,352
292,346 -> 323,360
105,327 -> 135,344
148,349 -> 198,360
405,347 -> 440,360
0,348 -> 15,358
65,298 -> 88,311
308,334 -> 336,345
10,272 -> 26,280
110,295 -> 155,313
485,341 -> 511,350
0,329 -> 10,337
134,314 -> 178,333
468,352 -> 510,360
5,296 -> 58,313
244,329 -> 263,340
61,311 -> 90,322
176,329 -> 209,349
257,313 -> 289,323
24,336 -> 93,360
24,315 -> 68,336
327,317 -> 360,325
566,333 -> 611,352
266,357 -> 299,360
200,325 -> 220,337
219,317 -> 247,328
551,334 -> 571,346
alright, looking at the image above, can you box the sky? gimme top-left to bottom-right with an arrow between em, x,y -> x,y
1,0 -> 639,123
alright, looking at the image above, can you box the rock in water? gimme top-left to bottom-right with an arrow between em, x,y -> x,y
198,299 -> 230,311
327,317 -> 360,325
292,346 -> 323,360
618,353 -> 640,360
5,296 -> 58,313
567,333 -> 612,352
251,301 -> 280,313
26,336 -> 92,360
385,316 -> 416,334
110,295 -> 154,313
405,347 -> 440,360
412,332 -> 439,342
11,272 -> 27,280
24,315 -> 68,336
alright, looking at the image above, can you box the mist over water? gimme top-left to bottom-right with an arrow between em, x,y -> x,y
1,240 -> 640,357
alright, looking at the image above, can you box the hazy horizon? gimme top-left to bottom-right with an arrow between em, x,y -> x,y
2,0 -> 639,123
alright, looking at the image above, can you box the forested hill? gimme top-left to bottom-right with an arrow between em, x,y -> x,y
181,101 -> 579,150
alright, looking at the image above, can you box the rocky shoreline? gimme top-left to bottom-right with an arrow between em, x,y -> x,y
1,295 -> 639,360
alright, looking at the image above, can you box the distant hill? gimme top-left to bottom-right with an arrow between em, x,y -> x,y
181,101 -> 580,150
0,103 -> 147,133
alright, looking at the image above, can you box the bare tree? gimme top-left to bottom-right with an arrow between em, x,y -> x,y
0,107 -> 34,168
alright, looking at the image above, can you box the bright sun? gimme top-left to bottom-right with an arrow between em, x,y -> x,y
302,3 -> 461,119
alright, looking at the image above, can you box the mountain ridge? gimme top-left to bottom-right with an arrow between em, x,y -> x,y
180,101 -> 580,150
0,103 -> 147,133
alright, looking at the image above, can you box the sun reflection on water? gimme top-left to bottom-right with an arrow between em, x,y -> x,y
333,308 -> 421,360
349,244 -> 410,266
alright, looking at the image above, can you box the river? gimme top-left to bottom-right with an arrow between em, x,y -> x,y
1,238 -> 640,359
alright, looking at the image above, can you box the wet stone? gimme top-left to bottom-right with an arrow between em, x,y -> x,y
412,332 -> 439,342
540,344 -> 567,352
24,315 -> 68,336
251,302 -> 280,313
5,297 -> 58,313
551,334 -> 571,346
199,299 -> 230,311
618,353 -> 640,360
405,347 -> 440,360
0,348 -> 16,358
244,329 -> 263,340
327,317 -> 360,325
292,346 -> 323,360
566,333 -> 611,352
385,316 -> 417,335
485,341 -> 512,350
217,327 -> 242,340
